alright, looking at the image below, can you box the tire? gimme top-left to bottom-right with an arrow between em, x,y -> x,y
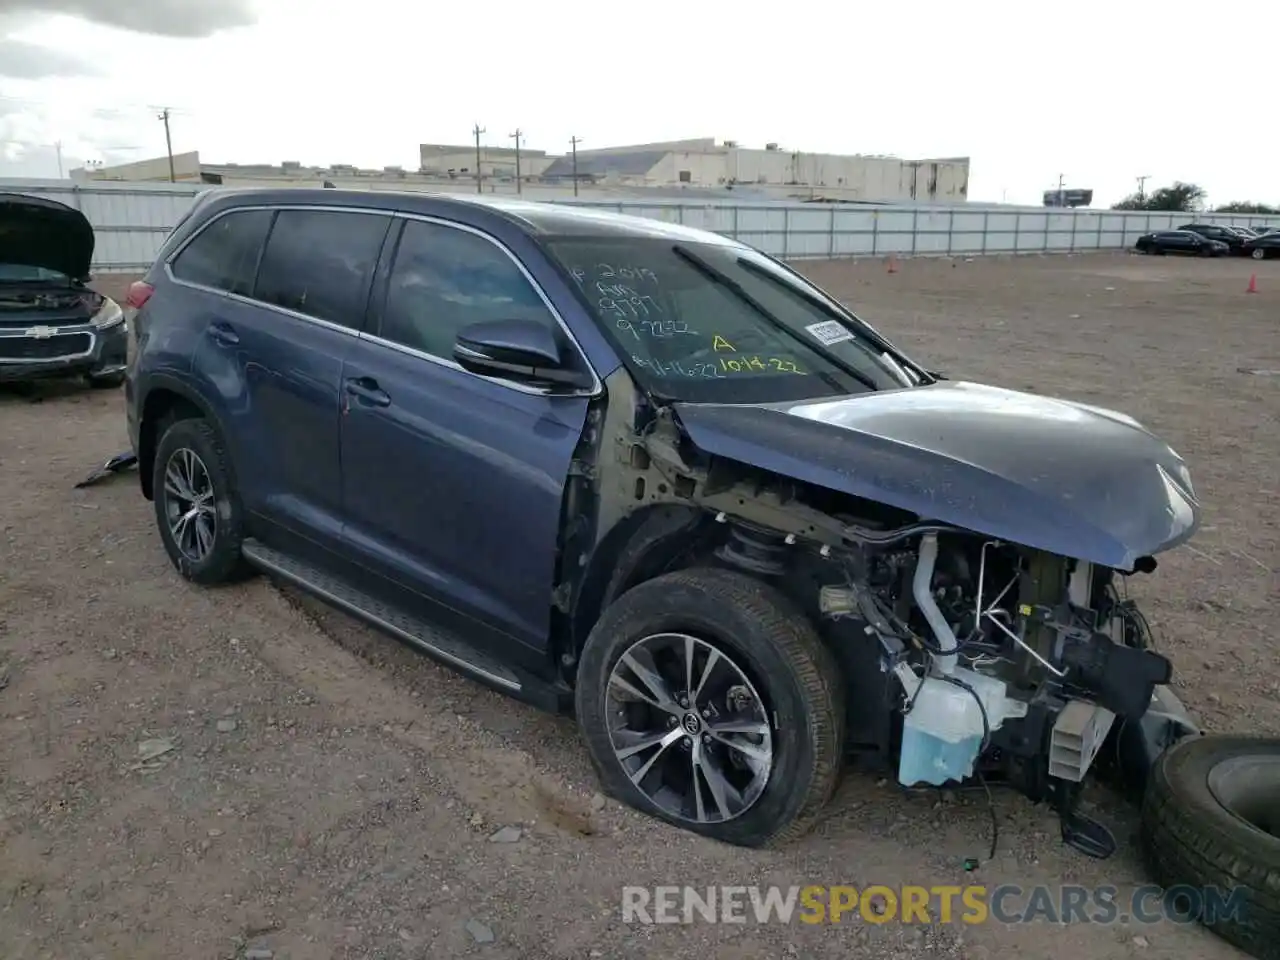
152,416 -> 252,585
1141,735 -> 1280,960
575,567 -> 845,848
86,371 -> 126,389
1253,248 -> 1267,261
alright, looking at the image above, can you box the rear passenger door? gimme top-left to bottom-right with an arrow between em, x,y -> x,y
185,206 -> 391,554
338,216 -> 595,653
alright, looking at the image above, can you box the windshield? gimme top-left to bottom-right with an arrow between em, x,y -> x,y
0,264 -> 71,284
544,236 -> 922,402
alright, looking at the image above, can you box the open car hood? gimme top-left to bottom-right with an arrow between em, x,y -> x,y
673,381 -> 1200,570
0,192 -> 95,281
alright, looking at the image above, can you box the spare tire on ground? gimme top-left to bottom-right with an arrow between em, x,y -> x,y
1141,735 -> 1280,960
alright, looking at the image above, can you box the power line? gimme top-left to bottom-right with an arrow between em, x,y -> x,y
0,92 -> 196,118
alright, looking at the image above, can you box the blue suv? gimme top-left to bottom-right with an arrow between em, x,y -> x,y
126,188 -> 1203,851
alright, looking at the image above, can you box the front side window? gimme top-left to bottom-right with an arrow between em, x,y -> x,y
543,236 -> 921,402
253,209 -> 390,329
171,208 -> 274,296
377,219 -> 559,359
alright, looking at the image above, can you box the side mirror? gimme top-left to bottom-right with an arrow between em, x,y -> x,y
453,319 -> 588,388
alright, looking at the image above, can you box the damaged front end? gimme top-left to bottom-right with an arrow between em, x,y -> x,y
601,400 -> 1200,858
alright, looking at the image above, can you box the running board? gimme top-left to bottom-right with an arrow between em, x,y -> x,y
240,538 -> 525,694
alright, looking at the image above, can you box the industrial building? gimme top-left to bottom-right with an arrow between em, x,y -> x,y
418,143 -> 553,179
540,138 -> 970,203
70,138 -> 971,205
70,151 -> 423,188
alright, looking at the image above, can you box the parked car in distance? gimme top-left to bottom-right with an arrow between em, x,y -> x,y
125,188 -> 1205,851
0,193 -> 128,388
1135,230 -> 1229,256
1243,231 -> 1280,260
1177,223 -> 1249,254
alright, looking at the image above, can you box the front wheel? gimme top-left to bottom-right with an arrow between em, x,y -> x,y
575,567 -> 846,848
1253,248 -> 1267,261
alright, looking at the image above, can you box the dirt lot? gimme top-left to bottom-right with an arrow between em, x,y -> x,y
1,253 -> 1276,960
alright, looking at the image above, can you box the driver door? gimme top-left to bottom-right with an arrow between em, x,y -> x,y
337,216 -> 594,653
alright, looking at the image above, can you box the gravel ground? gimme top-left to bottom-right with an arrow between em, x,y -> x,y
1,252 -> 1276,960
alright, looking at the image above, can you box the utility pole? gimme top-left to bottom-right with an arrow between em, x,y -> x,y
1136,174 -> 1151,200
569,135 -> 582,197
509,128 -> 523,195
158,108 -> 175,182
54,140 -> 64,179
472,123 -> 485,194
1057,172 -> 1066,206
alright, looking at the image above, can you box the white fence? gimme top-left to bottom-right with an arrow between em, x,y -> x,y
4,178 -> 1279,274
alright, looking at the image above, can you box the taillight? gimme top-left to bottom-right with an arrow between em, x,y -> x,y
125,281 -> 154,310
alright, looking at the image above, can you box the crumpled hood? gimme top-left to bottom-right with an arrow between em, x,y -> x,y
673,381 -> 1200,570
0,192 -> 95,281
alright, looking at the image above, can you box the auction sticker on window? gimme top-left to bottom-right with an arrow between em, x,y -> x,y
805,320 -> 854,346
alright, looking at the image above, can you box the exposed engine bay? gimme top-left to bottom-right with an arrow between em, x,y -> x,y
708,517 -> 1186,856
0,286 -> 102,315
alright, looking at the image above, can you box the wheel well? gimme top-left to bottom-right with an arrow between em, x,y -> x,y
568,504 -> 713,657
137,389 -> 204,500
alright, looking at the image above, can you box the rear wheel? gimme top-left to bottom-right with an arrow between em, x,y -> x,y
575,567 -> 845,848
1253,248 -> 1267,261
152,417 -> 252,585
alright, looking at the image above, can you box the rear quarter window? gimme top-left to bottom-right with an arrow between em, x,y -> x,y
171,208 -> 274,296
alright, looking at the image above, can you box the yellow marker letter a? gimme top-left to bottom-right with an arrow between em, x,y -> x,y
712,335 -> 736,352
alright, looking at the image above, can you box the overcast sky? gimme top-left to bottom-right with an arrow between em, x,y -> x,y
0,0 -> 1275,207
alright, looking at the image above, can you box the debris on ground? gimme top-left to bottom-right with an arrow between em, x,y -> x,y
465,919 -> 496,944
136,737 -> 177,762
74,450 -> 138,489
488,826 -> 522,843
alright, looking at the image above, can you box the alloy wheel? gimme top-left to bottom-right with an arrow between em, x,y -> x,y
605,632 -> 773,824
162,447 -> 217,563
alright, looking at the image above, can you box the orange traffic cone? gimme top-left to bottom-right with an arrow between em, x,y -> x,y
887,256 -> 898,274
1246,273 -> 1258,294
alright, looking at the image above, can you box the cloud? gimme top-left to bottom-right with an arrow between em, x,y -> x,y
0,0 -> 256,37
0,38 -> 99,78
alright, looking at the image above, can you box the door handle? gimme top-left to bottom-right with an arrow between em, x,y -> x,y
344,377 -> 391,407
208,322 -> 239,346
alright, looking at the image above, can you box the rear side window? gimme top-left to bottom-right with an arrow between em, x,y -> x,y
377,219 -> 558,359
253,209 -> 390,329
171,209 -> 274,296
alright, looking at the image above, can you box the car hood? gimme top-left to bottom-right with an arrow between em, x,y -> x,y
673,381 -> 1200,570
0,192 -> 95,281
